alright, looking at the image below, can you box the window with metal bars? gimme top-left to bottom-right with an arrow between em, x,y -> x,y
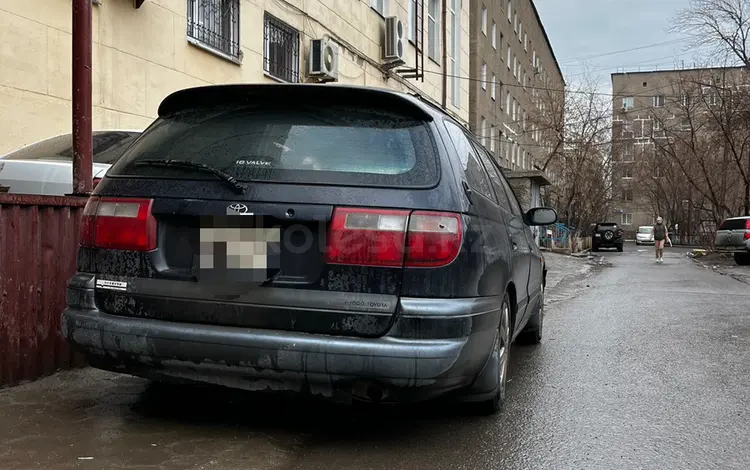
263,13 -> 300,83
187,0 -> 241,60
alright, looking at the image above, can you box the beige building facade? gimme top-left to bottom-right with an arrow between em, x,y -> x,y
468,0 -> 563,172
611,66 -> 746,234
0,0 -> 471,155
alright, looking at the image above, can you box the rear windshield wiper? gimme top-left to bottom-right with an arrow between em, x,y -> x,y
133,159 -> 245,194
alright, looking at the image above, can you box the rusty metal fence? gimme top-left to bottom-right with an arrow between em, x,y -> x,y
0,194 -> 88,387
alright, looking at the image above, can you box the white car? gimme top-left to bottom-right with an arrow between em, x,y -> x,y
635,225 -> 655,245
0,130 -> 141,195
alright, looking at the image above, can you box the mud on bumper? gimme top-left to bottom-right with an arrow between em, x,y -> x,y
61,298 -> 499,403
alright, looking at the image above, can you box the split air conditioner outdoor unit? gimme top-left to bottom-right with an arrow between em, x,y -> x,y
308,36 -> 339,82
383,16 -> 406,67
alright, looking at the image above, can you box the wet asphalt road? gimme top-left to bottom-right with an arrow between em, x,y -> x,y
2,244 -> 750,469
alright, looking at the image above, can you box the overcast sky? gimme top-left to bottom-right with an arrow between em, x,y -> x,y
534,0 -> 701,91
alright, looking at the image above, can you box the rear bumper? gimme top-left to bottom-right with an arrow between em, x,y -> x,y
61,296 -> 500,403
714,240 -> 750,253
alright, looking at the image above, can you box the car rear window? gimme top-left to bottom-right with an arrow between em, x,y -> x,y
108,105 -> 438,187
719,218 -> 750,230
638,226 -> 654,233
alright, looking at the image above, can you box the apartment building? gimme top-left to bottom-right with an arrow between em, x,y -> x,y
0,0 -> 470,155
610,66 -> 746,233
469,0 -> 564,172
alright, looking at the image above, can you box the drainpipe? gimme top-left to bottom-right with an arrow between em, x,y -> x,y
441,0 -> 448,108
71,0 -> 93,196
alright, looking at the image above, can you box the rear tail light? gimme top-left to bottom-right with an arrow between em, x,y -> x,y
92,177 -> 102,189
746,219 -> 750,240
79,197 -> 157,251
406,211 -> 463,267
325,207 -> 463,268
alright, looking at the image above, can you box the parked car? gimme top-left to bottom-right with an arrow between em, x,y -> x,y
0,130 -> 141,195
591,222 -> 624,252
61,84 -> 557,414
714,216 -> 750,265
635,225 -> 655,245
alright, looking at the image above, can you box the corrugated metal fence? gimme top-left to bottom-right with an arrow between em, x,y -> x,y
0,194 -> 87,387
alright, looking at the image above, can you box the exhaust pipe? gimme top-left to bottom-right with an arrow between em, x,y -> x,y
352,381 -> 388,403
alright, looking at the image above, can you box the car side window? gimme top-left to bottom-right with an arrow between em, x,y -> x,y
492,161 -> 524,217
443,121 -> 495,202
470,142 -> 513,210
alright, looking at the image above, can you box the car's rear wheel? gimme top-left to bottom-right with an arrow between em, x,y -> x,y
476,294 -> 512,415
518,285 -> 544,345
735,253 -> 750,266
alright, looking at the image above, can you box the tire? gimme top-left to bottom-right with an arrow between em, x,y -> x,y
735,253 -> 750,266
476,294 -> 512,415
518,285 -> 544,345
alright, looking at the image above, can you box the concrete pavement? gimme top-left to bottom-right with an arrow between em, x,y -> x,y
1,245 -> 749,469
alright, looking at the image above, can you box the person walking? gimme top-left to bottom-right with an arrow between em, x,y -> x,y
654,216 -> 671,263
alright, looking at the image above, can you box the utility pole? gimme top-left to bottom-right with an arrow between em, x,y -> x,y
71,0 -> 93,196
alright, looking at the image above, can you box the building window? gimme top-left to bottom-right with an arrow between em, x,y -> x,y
492,22 -> 497,49
490,125 -> 496,152
524,32 -> 528,50
506,45 -> 512,68
481,6 -> 487,35
507,1 -> 512,22
427,0 -> 441,62
513,13 -> 518,33
623,141 -> 634,160
481,62 -> 487,90
622,213 -> 633,225
623,188 -> 633,202
518,23 -> 523,42
703,87 -> 721,106
408,0 -> 419,42
506,91 -> 511,115
480,116 -> 487,146
681,93 -> 690,107
513,55 -> 517,77
622,96 -> 634,110
491,74 -> 496,100
370,0 -> 388,16
653,95 -> 665,107
187,0 -> 241,59
622,164 -> 634,178
450,0 -> 460,107
653,119 -> 662,132
263,13 -> 300,83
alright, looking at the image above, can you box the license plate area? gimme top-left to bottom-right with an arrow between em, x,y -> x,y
194,215 -> 281,287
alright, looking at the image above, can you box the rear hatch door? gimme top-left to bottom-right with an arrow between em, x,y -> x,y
85,87 -> 459,338
716,217 -> 750,248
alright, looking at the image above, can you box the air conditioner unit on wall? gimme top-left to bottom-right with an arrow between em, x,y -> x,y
308,37 -> 339,82
383,16 -> 406,67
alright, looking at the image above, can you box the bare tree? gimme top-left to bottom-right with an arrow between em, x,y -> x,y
644,68 -> 750,242
672,0 -> 750,67
530,72 -> 613,233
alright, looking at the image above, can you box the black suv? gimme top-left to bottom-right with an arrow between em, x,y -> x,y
591,222 -> 624,252
62,84 -> 557,414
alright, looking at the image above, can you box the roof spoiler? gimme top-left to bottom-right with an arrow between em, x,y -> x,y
157,84 -> 435,122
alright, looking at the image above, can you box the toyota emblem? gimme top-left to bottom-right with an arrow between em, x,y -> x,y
227,203 -> 250,214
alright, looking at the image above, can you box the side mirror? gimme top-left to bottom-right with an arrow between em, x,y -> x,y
525,207 -> 557,226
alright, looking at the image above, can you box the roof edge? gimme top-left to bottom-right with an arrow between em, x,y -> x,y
611,65 -> 747,77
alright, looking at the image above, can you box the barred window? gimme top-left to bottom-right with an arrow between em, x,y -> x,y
187,0 -> 240,59
264,13 -> 300,83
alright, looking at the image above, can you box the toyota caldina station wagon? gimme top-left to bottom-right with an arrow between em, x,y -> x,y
62,84 -> 557,414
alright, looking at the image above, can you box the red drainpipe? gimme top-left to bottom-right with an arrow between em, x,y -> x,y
71,0 -> 93,196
